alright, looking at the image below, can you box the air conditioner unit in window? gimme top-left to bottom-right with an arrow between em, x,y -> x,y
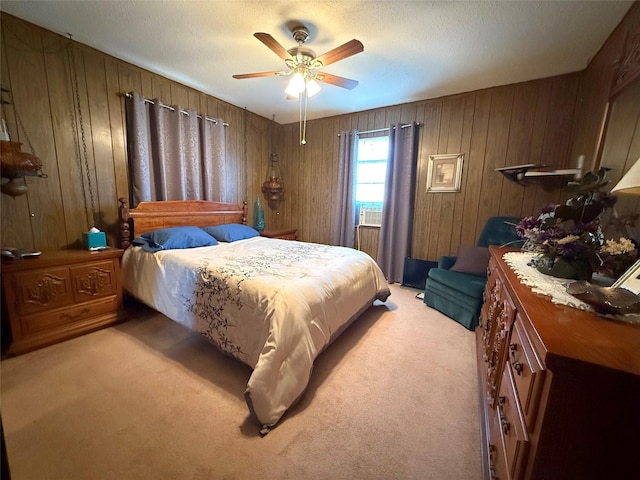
358,207 -> 383,227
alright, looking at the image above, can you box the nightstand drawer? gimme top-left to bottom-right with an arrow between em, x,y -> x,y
10,267 -> 73,316
22,295 -> 120,334
260,229 -> 297,240
71,260 -> 118,302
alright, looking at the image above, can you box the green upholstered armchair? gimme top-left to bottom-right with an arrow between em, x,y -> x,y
424,216 -> 522,330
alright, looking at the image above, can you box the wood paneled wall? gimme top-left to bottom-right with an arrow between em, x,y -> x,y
274,74 -> 581,261
2,7 -> 638,263
0,14 -> 274,251
271,2 -> 639,261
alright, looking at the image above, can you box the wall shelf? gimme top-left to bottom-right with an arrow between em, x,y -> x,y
496,158 -> 584,184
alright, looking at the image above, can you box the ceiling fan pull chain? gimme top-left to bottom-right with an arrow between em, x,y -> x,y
298,92 -> 303,145
302,89 -> 308,145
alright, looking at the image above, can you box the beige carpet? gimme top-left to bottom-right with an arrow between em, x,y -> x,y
1,284 -> 480,480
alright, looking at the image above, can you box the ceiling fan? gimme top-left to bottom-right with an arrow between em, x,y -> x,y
232,25 -> 364,96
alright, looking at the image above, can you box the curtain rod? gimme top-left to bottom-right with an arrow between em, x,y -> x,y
337,123 -> 420,137
121,92 -> 229,127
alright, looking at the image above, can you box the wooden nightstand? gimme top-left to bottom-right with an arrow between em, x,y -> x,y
260,229 -> 298,240
1,248 -> 126,356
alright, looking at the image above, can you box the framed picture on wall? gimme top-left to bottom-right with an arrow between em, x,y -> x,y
426,153 -> 464,192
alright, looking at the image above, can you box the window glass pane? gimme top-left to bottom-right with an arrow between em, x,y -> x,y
356,184 -> 385,203
356,135 -> 389,205
357,163 -> 387,183
358,137 -> 388,160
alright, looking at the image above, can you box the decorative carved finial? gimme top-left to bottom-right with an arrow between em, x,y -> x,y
118,197 -> 131,249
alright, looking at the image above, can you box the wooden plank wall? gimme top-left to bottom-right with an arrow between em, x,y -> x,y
2,8 -> 637,262
272,2 -> 640,261
274,75 -> 581,261
0,14 -> 273,251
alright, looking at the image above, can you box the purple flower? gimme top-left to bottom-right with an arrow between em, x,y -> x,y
558,241 -> 585,258
516,216 -> 540,237
540,204 -> 557,215
540,227 -> 565,241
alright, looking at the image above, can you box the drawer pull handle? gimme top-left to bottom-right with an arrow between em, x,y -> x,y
61,307 -> 90,321
488,444 -> 498,479
509,344 -> 523,375
498,396 -> 510,436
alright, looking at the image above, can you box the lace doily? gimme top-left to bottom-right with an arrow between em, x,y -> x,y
502,251 -> 592,312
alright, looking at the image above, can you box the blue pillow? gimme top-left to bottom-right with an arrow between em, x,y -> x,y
132,226 -> 218,252
201,224 -> 259,242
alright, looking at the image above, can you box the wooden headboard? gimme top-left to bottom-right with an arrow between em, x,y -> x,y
118,198 -> 248,249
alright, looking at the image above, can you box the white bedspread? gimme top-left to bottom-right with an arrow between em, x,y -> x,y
121,236 -> 390,430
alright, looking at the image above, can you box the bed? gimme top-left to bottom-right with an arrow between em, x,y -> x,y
118,198 -> 390,433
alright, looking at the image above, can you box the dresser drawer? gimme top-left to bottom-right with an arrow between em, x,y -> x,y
70,260 -> 118,302
508,313 -> 546,429
21,295 -> 121,334
10,267 -> 74,315
498,364 -> 529,478
488,406 -> 511,480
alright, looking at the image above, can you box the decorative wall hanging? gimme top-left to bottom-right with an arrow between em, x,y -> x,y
0,88 -> 47,197
262,153 -> 284,209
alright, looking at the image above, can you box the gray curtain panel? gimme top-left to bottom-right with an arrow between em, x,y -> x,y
332,130 -> 358,247
377,123 -> 419,283
125,92 -> 226,206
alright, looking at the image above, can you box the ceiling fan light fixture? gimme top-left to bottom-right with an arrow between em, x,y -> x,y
233,28 -> 364,145
285,72 -> 306,96
305,79 -> 321,97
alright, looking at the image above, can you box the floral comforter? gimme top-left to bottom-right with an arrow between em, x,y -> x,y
121,236 -> 390,431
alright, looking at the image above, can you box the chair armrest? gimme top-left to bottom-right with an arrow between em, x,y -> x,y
438,255 -> 457,270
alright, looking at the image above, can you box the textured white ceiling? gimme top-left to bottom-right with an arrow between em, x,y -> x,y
0,1 -> 633,124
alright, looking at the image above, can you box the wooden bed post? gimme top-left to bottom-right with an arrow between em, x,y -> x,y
118,197 -> 131,250
242,200 -> 248,225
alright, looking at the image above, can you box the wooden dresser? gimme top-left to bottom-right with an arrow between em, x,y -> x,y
260,228 -> 297,240
1,248 -> 126,356
477,246 -> 640,480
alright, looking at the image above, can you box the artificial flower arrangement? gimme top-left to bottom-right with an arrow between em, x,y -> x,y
599,237 -> 638,279
515,168 -> 638,281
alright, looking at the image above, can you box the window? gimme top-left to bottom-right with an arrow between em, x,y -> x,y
356,136 -> 389,205
355,135 -> 389,226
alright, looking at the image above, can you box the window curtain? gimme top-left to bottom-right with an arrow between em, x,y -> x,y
377,122 -> 419,282
332,130 -> 358,247
125,92 -> 226,206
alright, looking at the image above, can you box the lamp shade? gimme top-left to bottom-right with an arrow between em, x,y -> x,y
306,79 -> 321,97
611,158 -> 640,195
285,72 -> 305,97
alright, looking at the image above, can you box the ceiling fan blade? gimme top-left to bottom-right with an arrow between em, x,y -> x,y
316,72 -> 359,90
254,32 -> 292,61
233,71 -> 283,79
316,39 -> 364,67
